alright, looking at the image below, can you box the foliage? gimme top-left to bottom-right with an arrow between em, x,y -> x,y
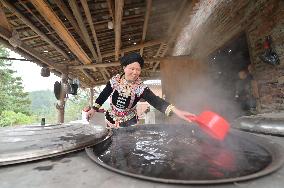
0,44 -> 107,125
28,88 -> 95,123
0,110 -> 35,127
0,45 -> 31,115
64,89 -> 91,122
0,45 -> 34,126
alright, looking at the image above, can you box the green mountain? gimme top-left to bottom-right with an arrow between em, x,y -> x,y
28,90 -> 57,123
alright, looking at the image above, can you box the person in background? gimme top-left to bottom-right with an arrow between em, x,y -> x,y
235,65 -> 257,115
86,52 -> 195,128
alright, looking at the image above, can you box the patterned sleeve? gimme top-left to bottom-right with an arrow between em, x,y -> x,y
92,81 -> 113,111
141,87 -> 173,115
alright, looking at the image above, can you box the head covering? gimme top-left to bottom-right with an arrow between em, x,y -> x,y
120,52 -> 144,68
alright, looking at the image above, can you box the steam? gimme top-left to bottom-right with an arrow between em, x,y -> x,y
173,0 -> 226,56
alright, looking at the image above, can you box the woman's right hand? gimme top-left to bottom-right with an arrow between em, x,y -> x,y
86,108 -> 96,121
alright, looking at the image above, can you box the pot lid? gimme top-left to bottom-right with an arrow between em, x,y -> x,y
0,122 -> 111,166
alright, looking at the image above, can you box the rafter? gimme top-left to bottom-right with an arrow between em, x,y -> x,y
53,0 -> 86,45
114,0 -> 124,61
1,0 -> 69,59
69,0 -> 98,61
102,39 -> 163,58
140,0 -> 152,56
107,0 -> 115,22
18,1 -> 65,54
31,0 -> 92,65
80,0 -> 102,61
0,25 -> 65,72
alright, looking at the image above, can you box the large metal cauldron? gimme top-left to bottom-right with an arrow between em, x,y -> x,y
86,124 -> 284,184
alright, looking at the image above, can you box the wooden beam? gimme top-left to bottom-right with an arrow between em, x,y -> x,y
102,39 -> 163,58
80,0 -> 102,61
71,62 -> 120,69
69,0 -> 98,60
1,0 -> 69,59
18,1 -> 66,54
53,0 -> 86,45
107,0 -> 115,22
57,73 -> 67,123
0,57 -> 32,61
100,69 -> 108,82
0,4 -> 11,31
20,35 -> 41,41
140,0 -> 152,56
114,0 -> 124,61
103,67 -> 111,78
0,25 -> 65,72
69,56 -> 176,70
0,27 -> 92,88
31,0 -> 92,65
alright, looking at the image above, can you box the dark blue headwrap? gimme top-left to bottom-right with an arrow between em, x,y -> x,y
120,52 -> 144,68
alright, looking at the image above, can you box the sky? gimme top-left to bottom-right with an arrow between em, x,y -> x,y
9,50 -> 60,92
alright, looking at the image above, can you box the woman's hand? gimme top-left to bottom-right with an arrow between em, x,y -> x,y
172,107 -> 196,123
86,108 -> 96,121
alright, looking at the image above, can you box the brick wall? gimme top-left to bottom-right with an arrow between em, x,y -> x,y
247,0 -> 284,112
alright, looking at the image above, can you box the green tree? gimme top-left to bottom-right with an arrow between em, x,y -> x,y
0,45 -> 32,125
65,88 -> 90,122
0,110 -> 34,127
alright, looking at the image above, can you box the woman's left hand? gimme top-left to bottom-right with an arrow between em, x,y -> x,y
172,107 -> 196,123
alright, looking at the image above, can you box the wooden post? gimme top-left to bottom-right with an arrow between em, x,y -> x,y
90,88 -> 94,107
57,73 -> 67,123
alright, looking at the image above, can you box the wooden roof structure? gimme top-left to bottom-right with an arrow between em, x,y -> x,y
0,0 -> 197,88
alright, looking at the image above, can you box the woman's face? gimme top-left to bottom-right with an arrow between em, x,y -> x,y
124,62 -> 141,81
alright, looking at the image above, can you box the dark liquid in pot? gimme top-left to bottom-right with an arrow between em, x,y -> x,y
93,124 -> 271,180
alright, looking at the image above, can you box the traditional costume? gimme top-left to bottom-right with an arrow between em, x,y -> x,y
92,53 -> 174,128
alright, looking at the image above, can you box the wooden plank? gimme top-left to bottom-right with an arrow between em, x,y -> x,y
69,0 -> 98,60
140,0 -> 152,56
114,0 -> 124,61
31,0 -> 92,65
80,0 -> 102,61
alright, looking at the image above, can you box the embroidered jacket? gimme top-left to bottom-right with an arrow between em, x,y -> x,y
93,74 -> 172,127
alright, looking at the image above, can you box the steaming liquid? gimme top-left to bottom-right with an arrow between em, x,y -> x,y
93,124 -> 271,180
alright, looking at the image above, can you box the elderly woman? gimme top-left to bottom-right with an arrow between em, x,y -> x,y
86,52 -> 195,128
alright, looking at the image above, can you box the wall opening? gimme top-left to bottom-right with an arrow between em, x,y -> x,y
207,33 -> 255,117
